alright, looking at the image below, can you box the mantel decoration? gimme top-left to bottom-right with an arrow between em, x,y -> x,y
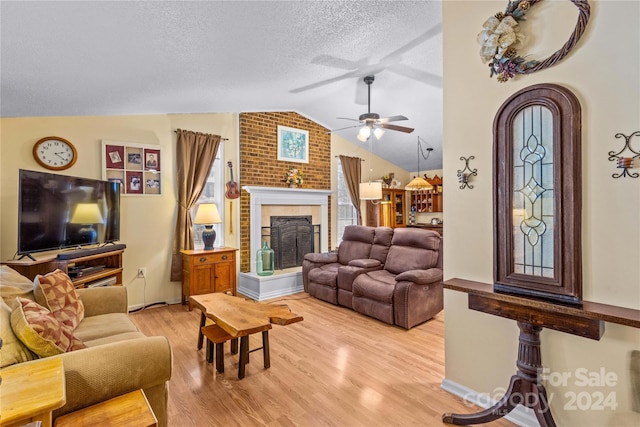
284,166 -> 304,187
478,0 -> 590,82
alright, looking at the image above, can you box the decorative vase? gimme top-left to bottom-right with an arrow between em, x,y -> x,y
256,241 -> 274,276
289,183 -> 297,188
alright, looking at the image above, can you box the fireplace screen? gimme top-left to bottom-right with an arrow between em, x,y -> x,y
266,216 -> 319,270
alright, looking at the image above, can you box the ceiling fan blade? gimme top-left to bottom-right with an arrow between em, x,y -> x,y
381,123 -> 415,133
388,63 -> 442,88
311,54 -> 367,70
290,70 -> 361,93
328,125 -> 361,133
380,23 -> 443,62
336,117 -> 361,122
379,115 -> 408,123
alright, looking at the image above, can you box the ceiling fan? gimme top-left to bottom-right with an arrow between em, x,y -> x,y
332,75 -> 414,142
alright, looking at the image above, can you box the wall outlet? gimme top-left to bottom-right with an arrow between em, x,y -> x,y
137,268 -> 146,278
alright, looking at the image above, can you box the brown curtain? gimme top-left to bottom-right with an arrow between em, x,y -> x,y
170,129 -> 221,281
339,155 -> 362,225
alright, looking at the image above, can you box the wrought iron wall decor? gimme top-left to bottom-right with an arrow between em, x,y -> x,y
457,156 -> 477,189
608,131 -> 640,178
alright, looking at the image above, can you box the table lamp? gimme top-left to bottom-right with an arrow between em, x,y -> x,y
70,203 -> 104,243
194,203 -> 222,250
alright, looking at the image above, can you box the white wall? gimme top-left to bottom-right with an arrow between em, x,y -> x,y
1,113 -> 238,308
443,1 -> 640,425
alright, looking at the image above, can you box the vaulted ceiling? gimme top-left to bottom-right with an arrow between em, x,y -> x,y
1,1 -> 443,171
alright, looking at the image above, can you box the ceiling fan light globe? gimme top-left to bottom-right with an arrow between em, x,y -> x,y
373,128 -> 385,139
358,126 -> 371,141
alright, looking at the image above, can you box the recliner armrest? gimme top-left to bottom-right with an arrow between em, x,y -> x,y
348,259 -> 381,268
395,268 -> 443,285
304,252 -> 338,263
76,286 -> 128,317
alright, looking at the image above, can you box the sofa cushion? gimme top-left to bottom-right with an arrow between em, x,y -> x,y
352,271 -> 397,303
384,229 -> 440,275
370,226 -> 393,264
0,265 -> 35,306
307,265 -> 340,286
73,312 -> 140,342
337,225 -> 375,264
34,269 -> 85,331
10,297 -> 86,357
0,298 -> 36,367
83,331 -> 148,347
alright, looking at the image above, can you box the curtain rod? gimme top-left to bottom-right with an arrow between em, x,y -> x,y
173,130 -> 228,141
334,155 -> 365,161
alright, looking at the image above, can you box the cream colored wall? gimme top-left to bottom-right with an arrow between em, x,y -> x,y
1,113 -> 238,307
330,133 -> 410,244
443,1 -> 640,425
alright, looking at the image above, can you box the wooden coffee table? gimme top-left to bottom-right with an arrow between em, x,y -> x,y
189,293 -> 303,379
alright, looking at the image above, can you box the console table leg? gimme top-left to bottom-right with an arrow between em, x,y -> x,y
442,322 -> 556,426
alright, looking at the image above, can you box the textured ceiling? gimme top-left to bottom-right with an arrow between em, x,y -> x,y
1,1 -> 443,171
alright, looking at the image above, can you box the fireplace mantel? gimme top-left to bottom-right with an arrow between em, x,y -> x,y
240,186 -> 332,301
243,185 -> 332,274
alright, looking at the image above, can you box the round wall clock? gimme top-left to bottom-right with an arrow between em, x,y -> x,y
33,136 -> 78,170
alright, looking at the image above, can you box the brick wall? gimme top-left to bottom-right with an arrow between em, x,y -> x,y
239,112 -> 331,272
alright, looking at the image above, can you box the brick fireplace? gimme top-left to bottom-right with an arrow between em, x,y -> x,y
238,186 -> 331,301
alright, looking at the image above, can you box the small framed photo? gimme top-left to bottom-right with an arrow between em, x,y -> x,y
126,147 -> 143,170
144,171 -> 161,194
144,149 -> 161,171
105,145 -> 124,169
126,171 -> 143,194
277,125 -> 309,163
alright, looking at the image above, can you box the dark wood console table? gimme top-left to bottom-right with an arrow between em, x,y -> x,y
442,278 -> 640,426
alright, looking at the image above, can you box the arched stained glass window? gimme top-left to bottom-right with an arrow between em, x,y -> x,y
494,84 -> 582,305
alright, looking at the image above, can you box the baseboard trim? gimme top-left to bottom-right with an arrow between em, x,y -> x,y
440,378 -> 538,427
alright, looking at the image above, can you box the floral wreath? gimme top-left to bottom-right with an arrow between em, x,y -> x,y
478,0 -> 590,82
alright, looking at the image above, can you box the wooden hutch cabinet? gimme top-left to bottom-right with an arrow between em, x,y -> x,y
380,189 -> 406,228
181,247 -> 237,309
408,174 -> 443,213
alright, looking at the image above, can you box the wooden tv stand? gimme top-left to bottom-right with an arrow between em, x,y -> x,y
3,246 -> 125,288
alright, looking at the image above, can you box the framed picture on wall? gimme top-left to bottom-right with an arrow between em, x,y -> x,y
277,125 -> 309,163
102,140 -> 162,195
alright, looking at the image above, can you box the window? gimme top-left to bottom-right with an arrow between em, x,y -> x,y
494,84 -> 582,304
336,158 -> 357,245
191,145 -> 224,249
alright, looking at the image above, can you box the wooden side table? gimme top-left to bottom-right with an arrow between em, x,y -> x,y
181,247 -> 237,309
54,389 -> 156,427
0,358 -> 66,427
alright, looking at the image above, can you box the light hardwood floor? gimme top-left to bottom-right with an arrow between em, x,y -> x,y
130,293 -> 515,427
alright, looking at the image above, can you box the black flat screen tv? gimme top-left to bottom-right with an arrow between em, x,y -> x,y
18,169 -> 121,256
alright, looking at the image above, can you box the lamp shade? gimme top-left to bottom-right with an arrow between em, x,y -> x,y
359,182 -> 382,200
405,176 -> 433,191
70,203 -> 104,224
194,203 -> 221,225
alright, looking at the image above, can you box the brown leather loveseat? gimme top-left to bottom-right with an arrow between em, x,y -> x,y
302,225 -> 443,329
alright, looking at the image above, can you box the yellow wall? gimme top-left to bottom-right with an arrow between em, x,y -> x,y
330,133 -> 410,240
1,115 -> 403,307
443,1 -> 640,425
1,114 -> 238,306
